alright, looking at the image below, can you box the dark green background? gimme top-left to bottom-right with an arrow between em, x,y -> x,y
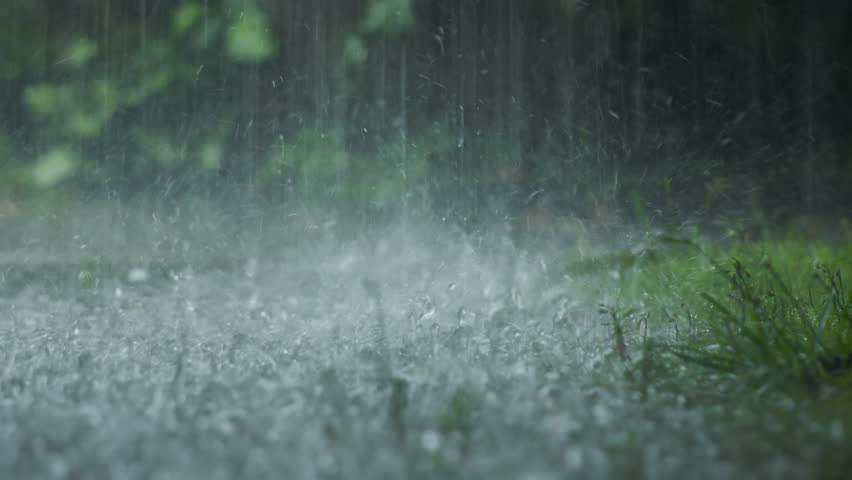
2,0 -> 850,227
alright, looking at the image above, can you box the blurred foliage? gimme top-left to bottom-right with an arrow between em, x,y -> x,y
0,0 -> 849,223
260,129 -> 350,205
226,7 -> 276,62
30,148 -> 80,189
361,0 -> 415,34
259,125 -> 435,215
342,34 -> 369,67
25,80 -> 120,137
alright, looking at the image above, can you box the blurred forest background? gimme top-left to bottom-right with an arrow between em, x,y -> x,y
1,0 -> 850,233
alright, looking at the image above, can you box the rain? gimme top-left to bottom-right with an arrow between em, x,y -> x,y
1,1 -> 850,479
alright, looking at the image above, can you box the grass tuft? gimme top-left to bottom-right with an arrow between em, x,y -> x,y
667,257 -> 852,387
572,230 -> 852,389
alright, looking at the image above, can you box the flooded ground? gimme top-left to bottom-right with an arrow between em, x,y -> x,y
0,199 -> 819,479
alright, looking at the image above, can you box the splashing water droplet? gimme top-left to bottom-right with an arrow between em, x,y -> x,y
127,267 -> 150,283
420,430 -> 441,453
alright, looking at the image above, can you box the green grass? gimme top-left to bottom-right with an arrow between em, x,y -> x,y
567,227 -> 852,478
569,229 -> 852,388
670,258 -> 851,384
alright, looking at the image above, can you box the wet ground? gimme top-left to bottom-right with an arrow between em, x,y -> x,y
0,199 -> 823,479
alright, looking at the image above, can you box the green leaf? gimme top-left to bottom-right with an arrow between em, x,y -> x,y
24,78 -> 119,138
227,9 -> 276,62
67,113 -> 102,137
126,68 -> 175,105
59,37 -> 98,69
24,84 -> 69,116
200,141 -> 224,170
361,0 -> 415,34
173,2 -> 204,35
30,148 -> 79,189
135,131 -> 185,167
343,34 -> 369,66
